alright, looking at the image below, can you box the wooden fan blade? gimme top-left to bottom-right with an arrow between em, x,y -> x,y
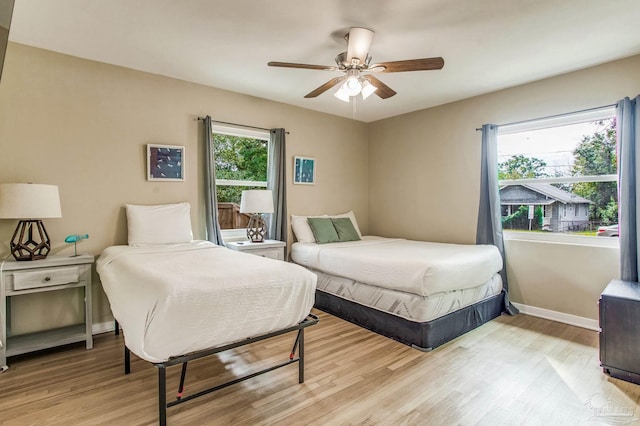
304,77 -> 345,98
370,57 -> 444,73
364,75 -> 396,99
268,61 -> 337,71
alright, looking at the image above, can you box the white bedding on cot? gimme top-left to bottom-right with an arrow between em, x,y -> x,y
290,236 -> 502,297
97,241 -> 316,363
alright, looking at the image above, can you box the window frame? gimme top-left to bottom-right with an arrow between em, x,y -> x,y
497,106 -> 618,247
211,124 -> 271,239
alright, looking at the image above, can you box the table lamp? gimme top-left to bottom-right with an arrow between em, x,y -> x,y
240,189 -> 274,243
0,183 -> 62,261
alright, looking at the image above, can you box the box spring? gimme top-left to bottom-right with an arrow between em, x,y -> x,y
315,289 -> 505,351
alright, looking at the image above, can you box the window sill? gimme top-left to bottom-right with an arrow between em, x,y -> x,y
221,228 -> 249,243
503,230 -> 619,248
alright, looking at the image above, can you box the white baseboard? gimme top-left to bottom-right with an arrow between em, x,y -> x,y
92,320 -> 116,335
512,302 -> 599,331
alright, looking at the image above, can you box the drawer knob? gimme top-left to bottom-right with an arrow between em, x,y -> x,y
44,277 -> 51,282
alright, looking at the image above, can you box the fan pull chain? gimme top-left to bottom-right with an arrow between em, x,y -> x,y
352,96 -> 357,118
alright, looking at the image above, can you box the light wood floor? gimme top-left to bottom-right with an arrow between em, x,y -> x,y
1,310 -> 639,425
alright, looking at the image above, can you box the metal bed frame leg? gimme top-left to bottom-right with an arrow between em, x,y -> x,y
177,362 -> 188,399
124,346 -> 131,375
299,328 -> 305,383
288,329 -> 305,383
289,330 -> 301,360
159,366 -> 167,426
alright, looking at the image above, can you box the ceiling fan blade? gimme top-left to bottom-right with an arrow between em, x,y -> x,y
370,57 -> 445,73
364,75 -> 396,99
268,61 -> 337,71
346,27 -> 375,65
304,77 -> 345,98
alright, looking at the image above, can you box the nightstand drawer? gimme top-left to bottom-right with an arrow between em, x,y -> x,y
12,266 -> 82,291
226,239 -> 286,261
250,248 -> 284,260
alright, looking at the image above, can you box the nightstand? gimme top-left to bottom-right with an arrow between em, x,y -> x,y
226,240 -> 286,261
1,254 -> 94,368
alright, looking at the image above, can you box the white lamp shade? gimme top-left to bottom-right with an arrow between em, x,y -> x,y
240,190 -> 274,214
0,183 -> 62,219
346,27 -> 374,64
334,86 -> 350,102
361,80 -> 377,99
343,76 -> 362,96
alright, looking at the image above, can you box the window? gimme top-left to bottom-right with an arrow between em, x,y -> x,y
212,125 -> 270,230
498,107 -> 617,238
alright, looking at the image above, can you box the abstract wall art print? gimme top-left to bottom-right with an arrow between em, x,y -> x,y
147,144 -> 185,181
293,156 -> 316,185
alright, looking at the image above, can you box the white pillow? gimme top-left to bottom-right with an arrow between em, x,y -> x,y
330,211 -> 363,238
126,202 -> 193,245
291,214 -> 326,243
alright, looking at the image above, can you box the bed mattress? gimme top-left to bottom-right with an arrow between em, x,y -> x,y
97,241 -> 316,363
291,236 -> 503,297
313,268 -> 502,322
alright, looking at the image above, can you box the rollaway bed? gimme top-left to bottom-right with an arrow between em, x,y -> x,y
97,241 -> 318,425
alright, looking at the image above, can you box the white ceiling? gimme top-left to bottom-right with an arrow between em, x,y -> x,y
8,0 -> 640,123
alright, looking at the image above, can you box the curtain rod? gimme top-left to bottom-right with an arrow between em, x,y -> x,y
474,103 -> 617,131
196,117 -> 290,134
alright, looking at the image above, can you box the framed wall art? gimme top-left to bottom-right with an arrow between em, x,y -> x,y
293,156 -> 316,185
147,144 -> 185,181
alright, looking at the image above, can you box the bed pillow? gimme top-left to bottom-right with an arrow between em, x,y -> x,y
126,202 -> 193,245
331,218 -> 361,242
291,214 -> 327,243
330,211 -> 363,238
307,217 -> 339,244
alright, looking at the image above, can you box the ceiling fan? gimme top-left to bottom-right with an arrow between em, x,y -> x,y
268,27 -> 444,102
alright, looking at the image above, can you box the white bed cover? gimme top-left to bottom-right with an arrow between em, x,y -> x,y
97,241 -> 316,363
291,236 -> 502,297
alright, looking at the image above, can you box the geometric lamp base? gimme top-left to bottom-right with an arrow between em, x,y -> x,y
10,219 -> 51,261
246,214 -> 268,243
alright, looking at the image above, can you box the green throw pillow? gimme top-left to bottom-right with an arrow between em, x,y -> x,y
307,217 -> 339,244
331,217 -> 361,242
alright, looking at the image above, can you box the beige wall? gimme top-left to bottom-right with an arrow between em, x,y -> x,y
504,239 -> 619,319
0,43 -> 368,331
369,54 -> 640,321
2,41 -> 639,332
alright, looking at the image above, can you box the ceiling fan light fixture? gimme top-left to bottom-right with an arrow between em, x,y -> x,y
333,86 -> 350,102
361,79 -> 377,99
342,69 -> 362,96
268,27 -> 444,102
343,77 -> 362,96
346,27 -> 375,64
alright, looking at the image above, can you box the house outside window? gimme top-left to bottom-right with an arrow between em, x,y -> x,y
212,125 -> 270,230
498,107 -> 617,238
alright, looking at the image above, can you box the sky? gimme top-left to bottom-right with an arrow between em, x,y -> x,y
498,119 -> 613,177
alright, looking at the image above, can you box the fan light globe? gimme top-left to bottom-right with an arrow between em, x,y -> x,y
334,87 -> 350,102
342,69 -> 362,96
361,80 -> 377,99
344,76 -> 362,96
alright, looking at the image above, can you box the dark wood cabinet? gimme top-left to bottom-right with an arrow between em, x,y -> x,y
599,280 -> 640,385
